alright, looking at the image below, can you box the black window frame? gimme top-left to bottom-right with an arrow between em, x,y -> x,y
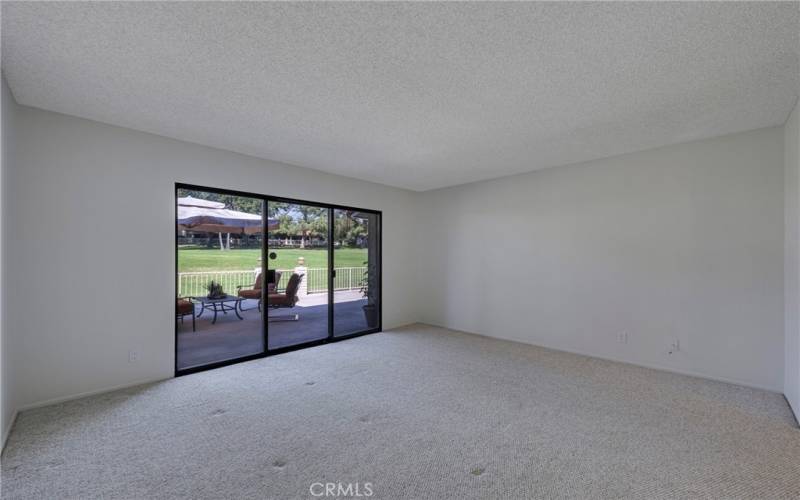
174,182 -> 382,376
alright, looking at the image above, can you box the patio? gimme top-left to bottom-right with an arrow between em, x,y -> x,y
176,290 -> 372,370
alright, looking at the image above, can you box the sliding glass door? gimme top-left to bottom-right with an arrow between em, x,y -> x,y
175,188 -> 265,372
333,209 -> 381,337
175,184 -> 381,375
266,201 -> 330,350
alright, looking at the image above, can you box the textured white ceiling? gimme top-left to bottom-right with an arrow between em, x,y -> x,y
2,2 -> 799,191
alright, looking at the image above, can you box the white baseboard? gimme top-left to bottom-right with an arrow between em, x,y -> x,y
383,321 -> 421,331
784,395 -> 800,428
12,327 -> 411,417
16,376 -> 170,413
2,409 -> 18,453
416,321 -> 782,394
5,323 -> 792,450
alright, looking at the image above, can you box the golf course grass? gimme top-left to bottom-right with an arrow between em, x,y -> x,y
178,247 -> 368,272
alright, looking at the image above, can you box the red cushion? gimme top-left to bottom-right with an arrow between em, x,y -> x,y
267,293 -> 292,307
238,289 -> 262,299
176,299 -> 194,315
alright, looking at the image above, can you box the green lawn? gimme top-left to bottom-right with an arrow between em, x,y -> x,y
178,247 -> 368,272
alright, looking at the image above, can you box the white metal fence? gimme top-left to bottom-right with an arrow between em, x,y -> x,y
304,266 -> 366,293
178,267 -> 366,297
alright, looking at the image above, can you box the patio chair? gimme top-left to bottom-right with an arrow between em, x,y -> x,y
176,297 -> 195,332
267,273 -> 303,321
237,270 -> 281,311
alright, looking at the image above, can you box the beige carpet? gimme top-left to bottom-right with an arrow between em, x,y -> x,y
2,324 -> 799,499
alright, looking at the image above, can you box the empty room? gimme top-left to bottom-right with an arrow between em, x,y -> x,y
2,2 -> 800,499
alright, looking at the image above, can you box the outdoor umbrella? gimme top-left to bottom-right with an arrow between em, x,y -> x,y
177,196 -> 278,234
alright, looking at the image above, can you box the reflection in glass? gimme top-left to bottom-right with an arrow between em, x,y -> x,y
266,202 -> 330,350
175,189 -> 264,371
333,209 -> 380,337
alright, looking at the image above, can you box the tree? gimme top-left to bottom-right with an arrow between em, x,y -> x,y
287,205 -> 326,247
334,211 -> 368,247
178,191 -> 334,247
334,211 -> 352,246
267,201 -> 290,218
276,214 -> 294,241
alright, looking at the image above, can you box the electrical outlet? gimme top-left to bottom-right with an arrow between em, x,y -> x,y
617,332 -> 628,344
128,350 -> 138,363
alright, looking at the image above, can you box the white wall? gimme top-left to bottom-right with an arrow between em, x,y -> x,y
4,104 -> 420,411
786,100 -> 800,413
1,93 -> 793,425
417,127 -> 785,391
2,76 -> 19,445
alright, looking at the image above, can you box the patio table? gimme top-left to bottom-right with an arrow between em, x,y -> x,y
193,295 -> 244,324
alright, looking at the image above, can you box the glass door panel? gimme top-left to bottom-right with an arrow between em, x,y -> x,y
176,189 -> 265,371
266,201 -> 330,350
333,209 -> 380,337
